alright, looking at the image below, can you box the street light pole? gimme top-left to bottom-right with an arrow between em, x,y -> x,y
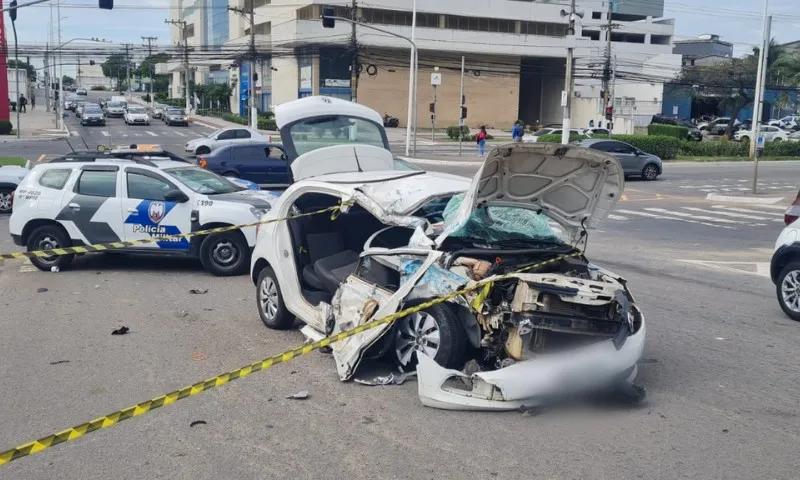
751,0 -> 771,194
57,0 -> 63,131
561,0 -> 579,145
11,13 -> 20,138
404,0 -> 416,156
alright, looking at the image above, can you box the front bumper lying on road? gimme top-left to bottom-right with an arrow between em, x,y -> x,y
416,307 -> 646,411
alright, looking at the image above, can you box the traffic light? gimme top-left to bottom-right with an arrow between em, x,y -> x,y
605,107 -> 613,121
99,0 -> 113,9
429,102 -> 435,114
460,106 -> 467,119
89,60 -> 95,66
321,6 -> 335,28
9,0 -> 17,22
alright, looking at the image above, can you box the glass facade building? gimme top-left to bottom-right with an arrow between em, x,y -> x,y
207,0 -> 229,50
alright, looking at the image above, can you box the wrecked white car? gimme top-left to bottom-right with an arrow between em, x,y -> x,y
250,142 -> 645,410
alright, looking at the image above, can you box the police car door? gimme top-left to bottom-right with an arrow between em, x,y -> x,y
120,166 -> 193,251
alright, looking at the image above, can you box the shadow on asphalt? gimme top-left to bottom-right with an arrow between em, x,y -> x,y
66,252 -> 206,275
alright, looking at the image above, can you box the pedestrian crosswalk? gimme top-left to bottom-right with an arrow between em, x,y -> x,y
609,204 -> 786,230
72,130 -> 204,139
675,179 -> 796,193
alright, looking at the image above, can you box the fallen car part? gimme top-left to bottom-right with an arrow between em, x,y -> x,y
354,370 -> 417,386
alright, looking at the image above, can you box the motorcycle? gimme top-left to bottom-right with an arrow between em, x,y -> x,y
383,113 -> 399,128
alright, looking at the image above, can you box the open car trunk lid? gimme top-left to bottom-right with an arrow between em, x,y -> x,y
435,143 -> 624,246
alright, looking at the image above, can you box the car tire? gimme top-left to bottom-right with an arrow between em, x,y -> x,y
26,225 -> 75,272
0,187 -> 13,213
196,146 -> 211,155
777,261 -> 800,321
393,300 -> 467,369
256,266 -> 294,330
642,163 -> 659,181
199,231 -> 249,276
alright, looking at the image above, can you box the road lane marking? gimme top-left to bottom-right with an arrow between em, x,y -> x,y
677,259 -> 771,278
608,214 -> 628,220
173,131 -> 186,137
615,209 -> 735,229
711,205 -> 785,215
101,131 -> 110,137
644,208 -> 746,224
683,207 -> 783,222
146,131 -> 158,137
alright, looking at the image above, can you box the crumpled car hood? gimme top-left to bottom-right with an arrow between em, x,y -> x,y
435,143 -> 624,245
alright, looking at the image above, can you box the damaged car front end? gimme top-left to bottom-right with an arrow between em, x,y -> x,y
330,143 -> 645,410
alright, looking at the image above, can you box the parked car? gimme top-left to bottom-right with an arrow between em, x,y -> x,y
578,139 -> 662,181
198,143 -> 289,187
584,128 -> 610,138
771,190 -> 800,321
769,115 -> 800,131
522,127 -> 584,143
124,106 -> 150,125
184,127 -> 270,156
80,106 -> 106,126
104,101 -> 126,117
250,141 -> 645,410
164,108 -> 188,126
734,125 -> 790,143
699,117 -> 740,136
650,115 -> 702,141
0,164 -> 30,213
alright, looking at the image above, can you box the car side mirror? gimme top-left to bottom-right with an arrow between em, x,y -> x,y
164,189 -> 190,203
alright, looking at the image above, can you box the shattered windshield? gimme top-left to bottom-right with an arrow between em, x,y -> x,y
440,193 -> 566,246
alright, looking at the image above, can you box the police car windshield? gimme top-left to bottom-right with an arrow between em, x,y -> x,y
164,166 -> 243,194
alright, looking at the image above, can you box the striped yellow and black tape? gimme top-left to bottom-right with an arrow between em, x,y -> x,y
0,206 -> 342,261
0,251 -> 581,466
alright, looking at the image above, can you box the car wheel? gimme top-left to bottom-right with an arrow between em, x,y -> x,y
26,225 -> 75,271
199,231 -> 249,276
256,266 -> 294,329
777,262 -> 800,321
0,188 -> 13,213
642,163 -> 659,181
196,146 -> 211,155
393,301 -> 466,369
740,136 -> 750,143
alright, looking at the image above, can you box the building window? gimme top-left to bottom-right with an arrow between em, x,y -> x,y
245,21 -> 271,35
651,35 -> 671,45
582,30 -> 600,41
185,23 -> 195,38
244,0 -> 270,10
592,11 -> 602,19
520,20 -> 567,37
296,5 -> 319,20
611,32 -> 645,44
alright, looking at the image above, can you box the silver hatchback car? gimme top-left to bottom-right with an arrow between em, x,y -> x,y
578,139 -> 662,181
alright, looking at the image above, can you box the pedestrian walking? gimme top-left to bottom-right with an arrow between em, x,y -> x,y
30,92 -> 35,110
588,119 -> 595,128
18,94 -> 27,113
476,125 -> 488,156
512,121 -> 524,143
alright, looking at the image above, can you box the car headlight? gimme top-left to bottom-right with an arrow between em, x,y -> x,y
250,206 -> 270,220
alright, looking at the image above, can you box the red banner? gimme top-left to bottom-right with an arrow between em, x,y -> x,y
0,0 -> 9,121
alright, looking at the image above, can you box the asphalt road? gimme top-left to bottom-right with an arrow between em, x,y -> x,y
1,116 -> 799,478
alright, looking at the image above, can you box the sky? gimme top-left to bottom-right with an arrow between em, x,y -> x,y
3,0 -> 798,77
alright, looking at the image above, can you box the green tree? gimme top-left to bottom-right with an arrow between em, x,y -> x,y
62,75 -> 76,86
101,53 -> 134,85
8,59 -> 36,81
135,53 -> 170,77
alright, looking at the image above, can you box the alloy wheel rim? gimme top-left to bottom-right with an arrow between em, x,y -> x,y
394,311 -> 441,365
781,270 -> 800,313
36,235 -> 59,262
644,165 -> 657,180
0,192 -> 11,211
259,277 -> 279,319
211,240 -> 238,267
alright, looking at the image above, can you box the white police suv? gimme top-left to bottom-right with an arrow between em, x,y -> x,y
9,150 -> 279,276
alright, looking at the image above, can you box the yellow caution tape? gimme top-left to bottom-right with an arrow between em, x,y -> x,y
0,246 -> 580,466
0,206 -> 342,261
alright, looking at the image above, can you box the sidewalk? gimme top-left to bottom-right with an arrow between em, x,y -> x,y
6,88 -> 67,140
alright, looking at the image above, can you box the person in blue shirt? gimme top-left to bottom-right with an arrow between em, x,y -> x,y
512,122 -> 524,143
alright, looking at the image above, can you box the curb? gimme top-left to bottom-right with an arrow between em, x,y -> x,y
705,193 -> 786,205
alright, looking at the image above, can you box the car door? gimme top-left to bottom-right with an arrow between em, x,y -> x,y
601,142 -> 639,173
57,166 -> 126,246
259,145 -> 290,187
120,167 -> 193,251
230,145 -> 268,183
213,129 -> 238,150
234,128 -> 253,145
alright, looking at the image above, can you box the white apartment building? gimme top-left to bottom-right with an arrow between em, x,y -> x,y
173,0 -> 682,128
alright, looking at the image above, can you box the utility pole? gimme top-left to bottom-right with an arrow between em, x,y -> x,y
121,43 -> 133,100
610,54 -> 616,135
46,0 -> 52,113
227,3 -> 257,127
602,0 -> 615,130
76,54 -> 81,86
561,0 -> 580,145
350,0 -> 358,102
458,56 -> 464,156
404,0 -> 416,156
142,36 -> 157,109
165,17 -> 190,112
751,0 -> 772,194
57,0 -> 63,130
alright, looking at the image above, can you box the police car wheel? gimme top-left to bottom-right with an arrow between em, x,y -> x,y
196,146 -> 210,155
199,232 -> 249,276
257,266 -> 293,329
27,225 -> 74,271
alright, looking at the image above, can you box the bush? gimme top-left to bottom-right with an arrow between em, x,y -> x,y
258,117 -> 277,130
679,140 -> 748,157
0,120 -> 12,135
446,125 -> 471,140
647,124 -> 689,140
764,141 -> 800,157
